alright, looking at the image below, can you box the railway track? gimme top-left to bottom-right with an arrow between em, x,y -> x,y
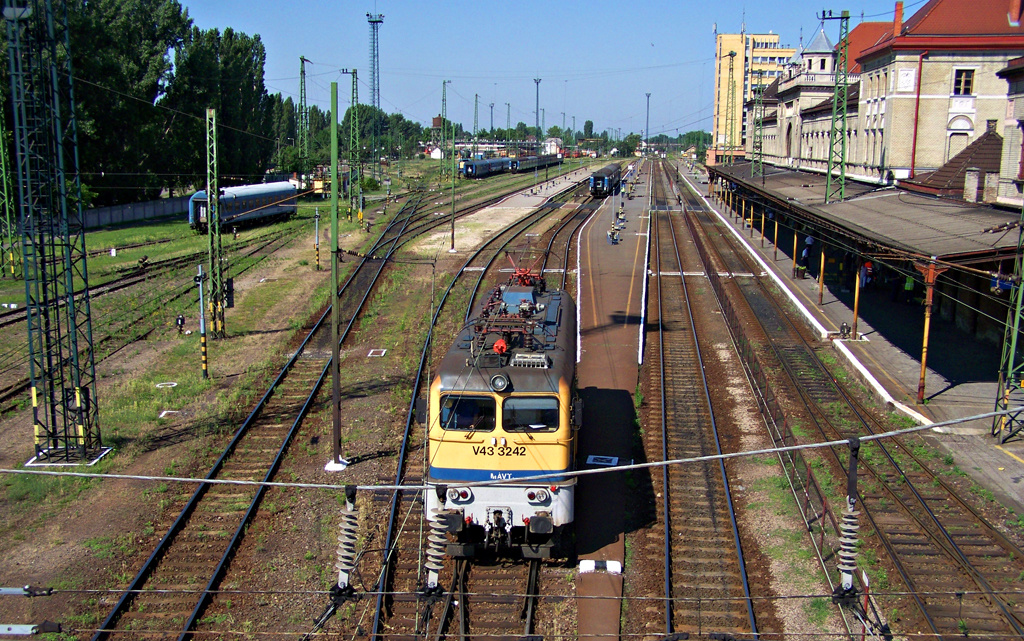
90,195 -> 427,639
370,179 -> 591,639
677,161 -> 1024,640
0,228 -> 300,414
89,175 -> 587,639
644,162 -> 755,637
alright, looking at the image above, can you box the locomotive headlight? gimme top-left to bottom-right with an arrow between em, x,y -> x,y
489,373 -> 511,392
525,488 -> 549,503
448,488 -> 472,502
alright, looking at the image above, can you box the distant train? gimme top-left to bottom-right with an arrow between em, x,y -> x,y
459,154 -> 560,179
589,163 -> 622,196
188,181 -> 297,232
462,157 -> 511,178
425,267 -> 580,558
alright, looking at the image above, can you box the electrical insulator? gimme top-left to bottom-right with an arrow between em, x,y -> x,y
335,489 -> 358,590
837,502 -> 860,591
424,509 -> 447,588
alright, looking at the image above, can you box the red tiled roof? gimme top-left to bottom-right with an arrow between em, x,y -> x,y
844,22 -> 892,72
900,125 -> 1003,197
902,0 -> 1024,36
859,0 -> 1024,63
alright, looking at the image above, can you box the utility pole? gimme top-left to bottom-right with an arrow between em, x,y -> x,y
725,51 -> 737,164
206,109 -> 225,339
329,80 -> 348,469
6,0 -> 103,462
341,69 -> 360,223
473,93 -> 479,157
645,92 -> 651,155
752,70 -> 766,180
534,78 -> 541,141
505,102 -> 510,149
572,116 -> 576,147
489,102 -> 494,134
367,13 -> 383,182
450,121 -> 456,253
441,80 -> 450,180
995,209 -> 1024,443
824,10 -> 850,203
541,108 -> 545,141
299,56 -> 310,187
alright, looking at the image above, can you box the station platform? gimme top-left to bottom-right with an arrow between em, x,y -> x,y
677,167 -> 1024,516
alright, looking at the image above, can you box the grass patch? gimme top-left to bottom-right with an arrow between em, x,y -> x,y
804,597 -> 830,626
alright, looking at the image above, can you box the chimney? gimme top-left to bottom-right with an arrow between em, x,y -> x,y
1011,0 -> 1022,27
893,1 -> 904,38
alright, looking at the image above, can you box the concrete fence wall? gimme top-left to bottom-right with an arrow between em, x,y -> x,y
82,196 -> 191,229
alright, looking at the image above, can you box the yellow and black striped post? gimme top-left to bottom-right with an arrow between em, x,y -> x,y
196,265 -> 209,379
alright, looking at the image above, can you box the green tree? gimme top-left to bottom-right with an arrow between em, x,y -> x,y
159,26 -> 273,191
70,0 -> 192,205
583,120 -> 594,139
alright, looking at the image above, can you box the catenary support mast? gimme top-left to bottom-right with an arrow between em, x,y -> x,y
5,0 -> 103,462
824,10 -> 850,203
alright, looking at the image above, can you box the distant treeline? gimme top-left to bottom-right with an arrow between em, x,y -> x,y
0,0 -> 711,207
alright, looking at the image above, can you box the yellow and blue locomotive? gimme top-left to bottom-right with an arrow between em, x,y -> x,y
425,268 -> 580,558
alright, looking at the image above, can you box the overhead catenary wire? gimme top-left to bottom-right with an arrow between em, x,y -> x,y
0,407 -> 1017,492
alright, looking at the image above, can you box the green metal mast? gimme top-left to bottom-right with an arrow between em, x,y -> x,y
473,93 -> 479,158
725,51 -> 737,164
299,56 -> 309,187
994,208 -> 1024,443
206,108 -> 224,338
441,80 -> 449,181
752,70 -> 766,179
6,0 -> 102,462
0,106 -> 17,278
341,69 -> 360,223
825,11 -> 850,203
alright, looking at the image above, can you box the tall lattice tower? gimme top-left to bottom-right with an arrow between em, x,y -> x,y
299,56 -> 309,186
751,70 -> 765,179
5,0 -> 105,463
724,51 -> 737,164
367,13 -> 383,181
825,12 -> 850,203
995,210 -> 1024,444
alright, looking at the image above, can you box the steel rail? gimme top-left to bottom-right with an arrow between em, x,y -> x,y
91,196 -> 425,640
659,160 -> 758,635
370,175 -> 589,638
676,167 -> 942,638
695,160 -> 1024,635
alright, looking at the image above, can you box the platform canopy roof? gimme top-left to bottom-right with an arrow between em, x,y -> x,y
710,163 -> 1020,264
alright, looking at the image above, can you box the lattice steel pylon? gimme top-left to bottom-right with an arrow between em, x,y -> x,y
367,13 -> 382,181
825,11 -> 850,203
341,69 -> 360,223
473,93 -> 478,158
0,104 -> 18,278
440,79 -> 449,181
206,108 -> 225,339
994,209 -> 1024,444
725,51 -> 737,164
5,0 -> 105,463
751,70 -> 765,179
299,56 -> 309,187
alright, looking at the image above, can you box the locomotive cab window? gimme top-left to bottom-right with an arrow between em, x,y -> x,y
503,397 -> 559,432
440,395 -> 496,431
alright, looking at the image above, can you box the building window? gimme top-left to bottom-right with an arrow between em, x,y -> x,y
953,69 -> 974,95
820,58 -> 826,71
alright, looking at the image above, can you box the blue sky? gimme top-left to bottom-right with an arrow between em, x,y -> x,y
183,0 -> 919,137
